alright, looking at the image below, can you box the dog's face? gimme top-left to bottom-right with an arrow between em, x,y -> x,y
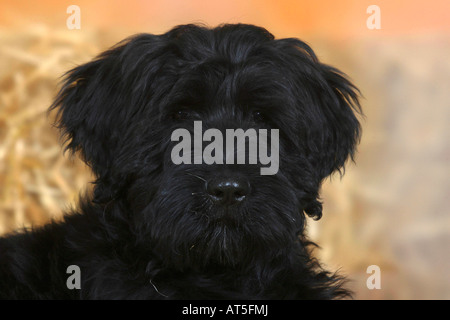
51,24 -> 361,269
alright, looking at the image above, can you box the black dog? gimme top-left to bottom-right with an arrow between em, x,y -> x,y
0,24 -> 361,299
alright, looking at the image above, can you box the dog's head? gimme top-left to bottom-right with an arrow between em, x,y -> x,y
51,24 -> 361,268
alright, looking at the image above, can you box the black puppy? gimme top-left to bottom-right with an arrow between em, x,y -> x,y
0,24 -> 361,299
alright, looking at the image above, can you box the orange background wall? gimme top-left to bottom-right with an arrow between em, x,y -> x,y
1,0 -> 449,37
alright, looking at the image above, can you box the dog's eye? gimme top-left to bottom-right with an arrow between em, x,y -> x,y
252,110 -> 266,122
171,110 -> 192,121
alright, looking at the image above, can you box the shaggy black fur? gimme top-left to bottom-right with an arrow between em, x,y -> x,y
0,24 -> 361,299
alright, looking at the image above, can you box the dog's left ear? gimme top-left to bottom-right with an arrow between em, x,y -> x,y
302,61 -> 362,220
276,39 -> 362,183
309,63 -> 362,181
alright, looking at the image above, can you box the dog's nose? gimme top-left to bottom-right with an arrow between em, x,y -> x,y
206,177 -> 250,205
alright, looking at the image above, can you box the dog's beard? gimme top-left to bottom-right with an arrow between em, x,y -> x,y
132,168 -> 304,269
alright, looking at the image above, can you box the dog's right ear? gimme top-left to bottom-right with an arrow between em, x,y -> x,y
50,47 -> 124,182
49,34 -> 166,202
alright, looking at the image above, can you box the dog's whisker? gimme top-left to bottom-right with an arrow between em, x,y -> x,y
280,211 -> 296,223
150,279 -> 169,298
186,172 -> 207,183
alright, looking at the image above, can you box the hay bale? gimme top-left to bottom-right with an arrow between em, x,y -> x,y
0,25 -> 99,234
